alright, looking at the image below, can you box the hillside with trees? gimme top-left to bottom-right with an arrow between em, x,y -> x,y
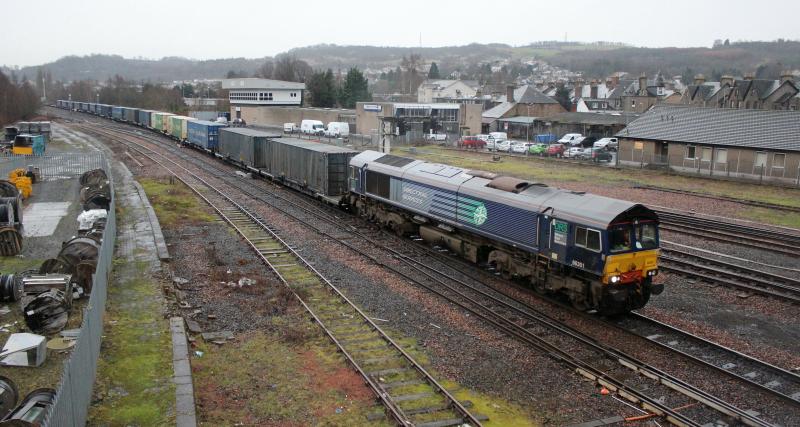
0,72 -> 41,125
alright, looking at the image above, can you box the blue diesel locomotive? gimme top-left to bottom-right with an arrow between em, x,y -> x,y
347,150 -> 662,314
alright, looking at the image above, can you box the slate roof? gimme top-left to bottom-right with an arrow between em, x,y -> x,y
546,112 -> 640,125
516,86 -> 559,104
482,102 -> 515,119
616,104 -> 800,152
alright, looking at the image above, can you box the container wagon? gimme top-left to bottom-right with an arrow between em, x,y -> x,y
137,110 -> 152,128
112,107 -> 124,121
169,116 -> 195,141
122,107 -> 138,123
152,112 -> 174,133
218,128 -> 278,168
187,120 -> 226,150
263,137 -> 358,199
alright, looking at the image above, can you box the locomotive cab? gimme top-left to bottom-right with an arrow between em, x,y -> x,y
601,205 -> 662,311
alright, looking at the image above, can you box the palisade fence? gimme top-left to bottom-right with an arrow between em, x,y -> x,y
0,153 -> 116,427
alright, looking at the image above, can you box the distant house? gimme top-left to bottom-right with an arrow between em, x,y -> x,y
617,104 -> 800,184
681,73 -> 799,110
481,85 -> 564,133
417,79 -> 479,103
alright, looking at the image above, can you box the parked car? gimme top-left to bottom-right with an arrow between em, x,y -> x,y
528,143 -> 548,155
580,136 -> 598,147
594,137 -> 618,151
558,133 -> 582,145
588,148 -> 613,162
511,142 -> 533,154
546,144 -> 566,157
460,136 -> 486,149
301,119 -> 325,135
425,132 -> 448,142
283,123 -> 297,133
324,122 -> 350,138
563,146 -> 585,158
494,140 -> 512,152
476,134 -> 492,143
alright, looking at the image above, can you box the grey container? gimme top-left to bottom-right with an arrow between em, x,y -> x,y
218,128 -> 278,168
263,137 -> 359,197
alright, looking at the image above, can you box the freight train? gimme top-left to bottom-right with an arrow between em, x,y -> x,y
55,100 -> 662,314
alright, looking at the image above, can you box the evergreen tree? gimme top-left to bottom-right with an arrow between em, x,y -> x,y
338,68 -> 371,108
428,62 -> 441,79
554,86 -> 571,111
307,69 -> 337,107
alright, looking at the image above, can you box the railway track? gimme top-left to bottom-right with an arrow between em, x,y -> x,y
657,211 -> 800,257
615,313 -> 800,406
636,185 -> 800,214
83,125 -> 484,427
82,121 -> 797,426
660,247 -> 800,303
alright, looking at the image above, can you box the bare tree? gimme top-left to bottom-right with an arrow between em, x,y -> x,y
255,60 -> 274,79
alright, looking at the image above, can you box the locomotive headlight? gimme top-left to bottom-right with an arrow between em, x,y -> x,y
610,275 -> 620,283
647,269 -> 659,277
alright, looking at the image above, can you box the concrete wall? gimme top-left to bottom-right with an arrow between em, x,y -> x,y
355,102 -> 395,135
461,103 -> 483,135
231,105 -> 355,128
619,138 -> 800,184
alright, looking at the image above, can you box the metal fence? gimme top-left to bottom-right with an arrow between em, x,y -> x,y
0,153 -> 107,180
0,153 -> 117,426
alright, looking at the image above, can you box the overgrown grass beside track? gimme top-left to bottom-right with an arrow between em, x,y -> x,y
398,147 -> 800,227
139,177 -> 215,227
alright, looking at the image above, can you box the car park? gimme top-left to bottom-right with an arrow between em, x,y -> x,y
594,137 -> 618,151
546,144 -> 566,157
460,136 -> 486,149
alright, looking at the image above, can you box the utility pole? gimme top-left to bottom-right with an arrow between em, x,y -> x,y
41,74 -> 47,102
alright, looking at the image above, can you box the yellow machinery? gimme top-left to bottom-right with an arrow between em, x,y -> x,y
8,169 -> 32,199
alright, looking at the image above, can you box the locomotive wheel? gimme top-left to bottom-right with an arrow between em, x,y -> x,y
532,279 -> 546,294
0,228 -> 23,256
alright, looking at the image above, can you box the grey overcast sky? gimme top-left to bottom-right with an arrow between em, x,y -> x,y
3,0 -> 799,67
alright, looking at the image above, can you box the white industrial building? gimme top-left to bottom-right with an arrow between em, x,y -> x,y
222,78 -> 306,106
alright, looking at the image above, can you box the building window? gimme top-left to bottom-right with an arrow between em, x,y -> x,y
773,153 -> 786,169
701,147 -> 712,162
575,226 -> 601,252
755,151 -> 767,170
715,148 -> 727,164
686,146 -> 696,159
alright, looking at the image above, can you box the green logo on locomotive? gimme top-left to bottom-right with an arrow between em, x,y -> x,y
458,198 -> 488,226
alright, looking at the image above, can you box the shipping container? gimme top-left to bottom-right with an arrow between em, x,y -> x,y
187,120 -> 226,150
122,107 -> 138,123
137,110 -> 152,128
218,128 -> 277,168
169,115 -> 195,141
151,112 -> 174,133
112,107 -> 124,120
263,137 -> 358,197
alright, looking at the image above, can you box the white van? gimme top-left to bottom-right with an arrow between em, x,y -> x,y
593,137 -> 618,151
300,119 -> 325,135
283,123 -> 297,133
558,133 -> 583,145
489,132 -> 508,142
324,122 -> 350,138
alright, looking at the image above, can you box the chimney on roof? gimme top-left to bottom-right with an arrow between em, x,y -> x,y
720,75 -> 734,87
605,77 -> 615,90
476,88 -> 482,98
506,85 -> 515,103
693,74 -> 706,85
638,73 -> 647,96
781,71 -> 795,84
590,79 -> 598,99
744,72 -> 755,81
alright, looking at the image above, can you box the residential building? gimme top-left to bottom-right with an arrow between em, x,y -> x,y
617,104 -> 800,184
681,73 -> 799,110
481,85 -> 565,133
417,79 -> 480,103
